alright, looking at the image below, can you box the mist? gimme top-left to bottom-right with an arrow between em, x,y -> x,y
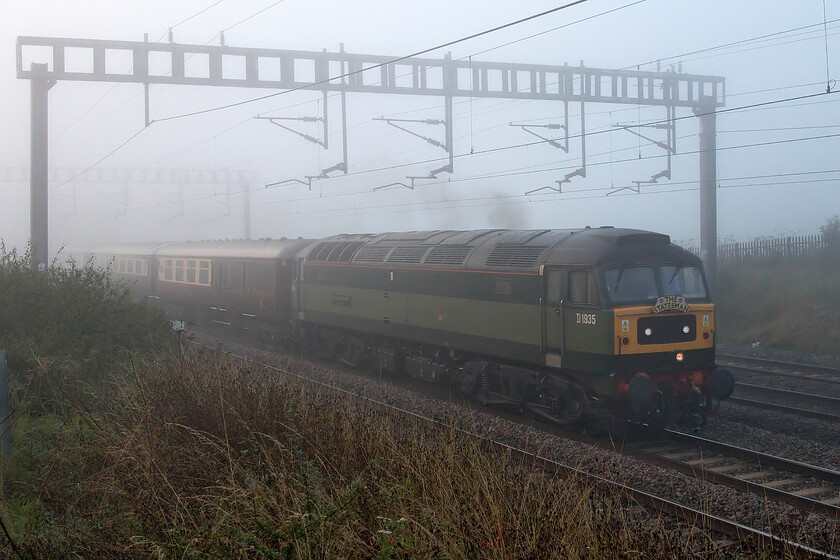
1,0 -> 838,255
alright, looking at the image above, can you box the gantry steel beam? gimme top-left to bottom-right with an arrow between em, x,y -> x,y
17,36 -> 725,107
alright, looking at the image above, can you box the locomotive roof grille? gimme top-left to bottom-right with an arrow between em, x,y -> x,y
424,245 -> 473,265
309,241 -> 365,262
354,246 -> 392,263
486,245 -> 547,268
387,246 -> 430,264
330,241 -> 365,262
498,230 -> 551,245
310,242 -> 336,261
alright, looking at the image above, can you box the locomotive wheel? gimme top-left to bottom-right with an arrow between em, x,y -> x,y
563,385 -> 589,420
337,335 -> 366,367
458,369 -> 480,395
312,327 -> 339,358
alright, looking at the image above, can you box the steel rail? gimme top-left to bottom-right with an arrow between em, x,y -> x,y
718,354 -> 840,386
727,396 -> 840,423
186,338 -> 839,559
735,382 -> 840,407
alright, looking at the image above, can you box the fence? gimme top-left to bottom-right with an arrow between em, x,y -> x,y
684,234 -> 831,262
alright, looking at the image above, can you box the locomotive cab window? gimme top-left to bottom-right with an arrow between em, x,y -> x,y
568,270 -> 598,305
661,265 -> 707,299
605,266 -> 657,303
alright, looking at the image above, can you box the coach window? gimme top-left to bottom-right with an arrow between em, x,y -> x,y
186,260 -> 196,283
248,265 -> 274,292
199,261 -> 210,285
569,270 -> 598,305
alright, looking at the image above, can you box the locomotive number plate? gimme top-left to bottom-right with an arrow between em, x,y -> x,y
332,294 -> 352,307
576,313 -> 597,325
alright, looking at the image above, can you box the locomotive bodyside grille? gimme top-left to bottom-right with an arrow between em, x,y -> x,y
354,246 -> 392,263
486,245 -> 546,268
424,245 -> 472,265
387,246 -> 430,264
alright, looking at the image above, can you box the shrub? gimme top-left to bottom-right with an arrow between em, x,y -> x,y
0,242 -> 169,402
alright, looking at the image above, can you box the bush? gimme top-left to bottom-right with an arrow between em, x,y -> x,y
0,242 -> 169,401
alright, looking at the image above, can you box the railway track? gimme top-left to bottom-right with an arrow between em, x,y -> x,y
624,430 -> 840,518
728,387 -> 840,423
718,353 -> 840,386
189,337 -> 839,558
717,353 -> 840,422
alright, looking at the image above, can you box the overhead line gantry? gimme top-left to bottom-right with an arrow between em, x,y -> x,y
17,35 -> 725,291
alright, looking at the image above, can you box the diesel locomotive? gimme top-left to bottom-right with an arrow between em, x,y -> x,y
89,226 -> 734,429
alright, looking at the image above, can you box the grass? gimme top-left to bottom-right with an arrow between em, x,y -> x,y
715,252 -> 840,354
3,349 -> 736,559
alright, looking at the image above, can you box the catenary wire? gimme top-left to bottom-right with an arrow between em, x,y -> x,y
123,127 -> 840,214
56,5 -> 840,207
52,128 -> 150,191
48,2 -> 590,192
253,88 -> 839,190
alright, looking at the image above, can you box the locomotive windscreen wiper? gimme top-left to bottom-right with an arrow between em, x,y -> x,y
668,262 -> 684,285
612,264 -> 627,292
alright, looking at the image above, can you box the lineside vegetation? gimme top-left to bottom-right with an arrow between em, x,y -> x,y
0,243 -> 804,558
715,238 -> 840,354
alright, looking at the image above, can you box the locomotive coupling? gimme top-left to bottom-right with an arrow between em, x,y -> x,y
706,368 -> 735,400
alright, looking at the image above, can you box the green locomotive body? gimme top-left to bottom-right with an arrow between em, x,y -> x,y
296,227 -> 732,426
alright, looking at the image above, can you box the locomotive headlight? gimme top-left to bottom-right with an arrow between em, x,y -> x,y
675,352 -> 685,362
644,328 -> 652,336
683,326 -> 691,334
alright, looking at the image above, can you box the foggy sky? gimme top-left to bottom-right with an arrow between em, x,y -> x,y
1,0 -> 838,251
